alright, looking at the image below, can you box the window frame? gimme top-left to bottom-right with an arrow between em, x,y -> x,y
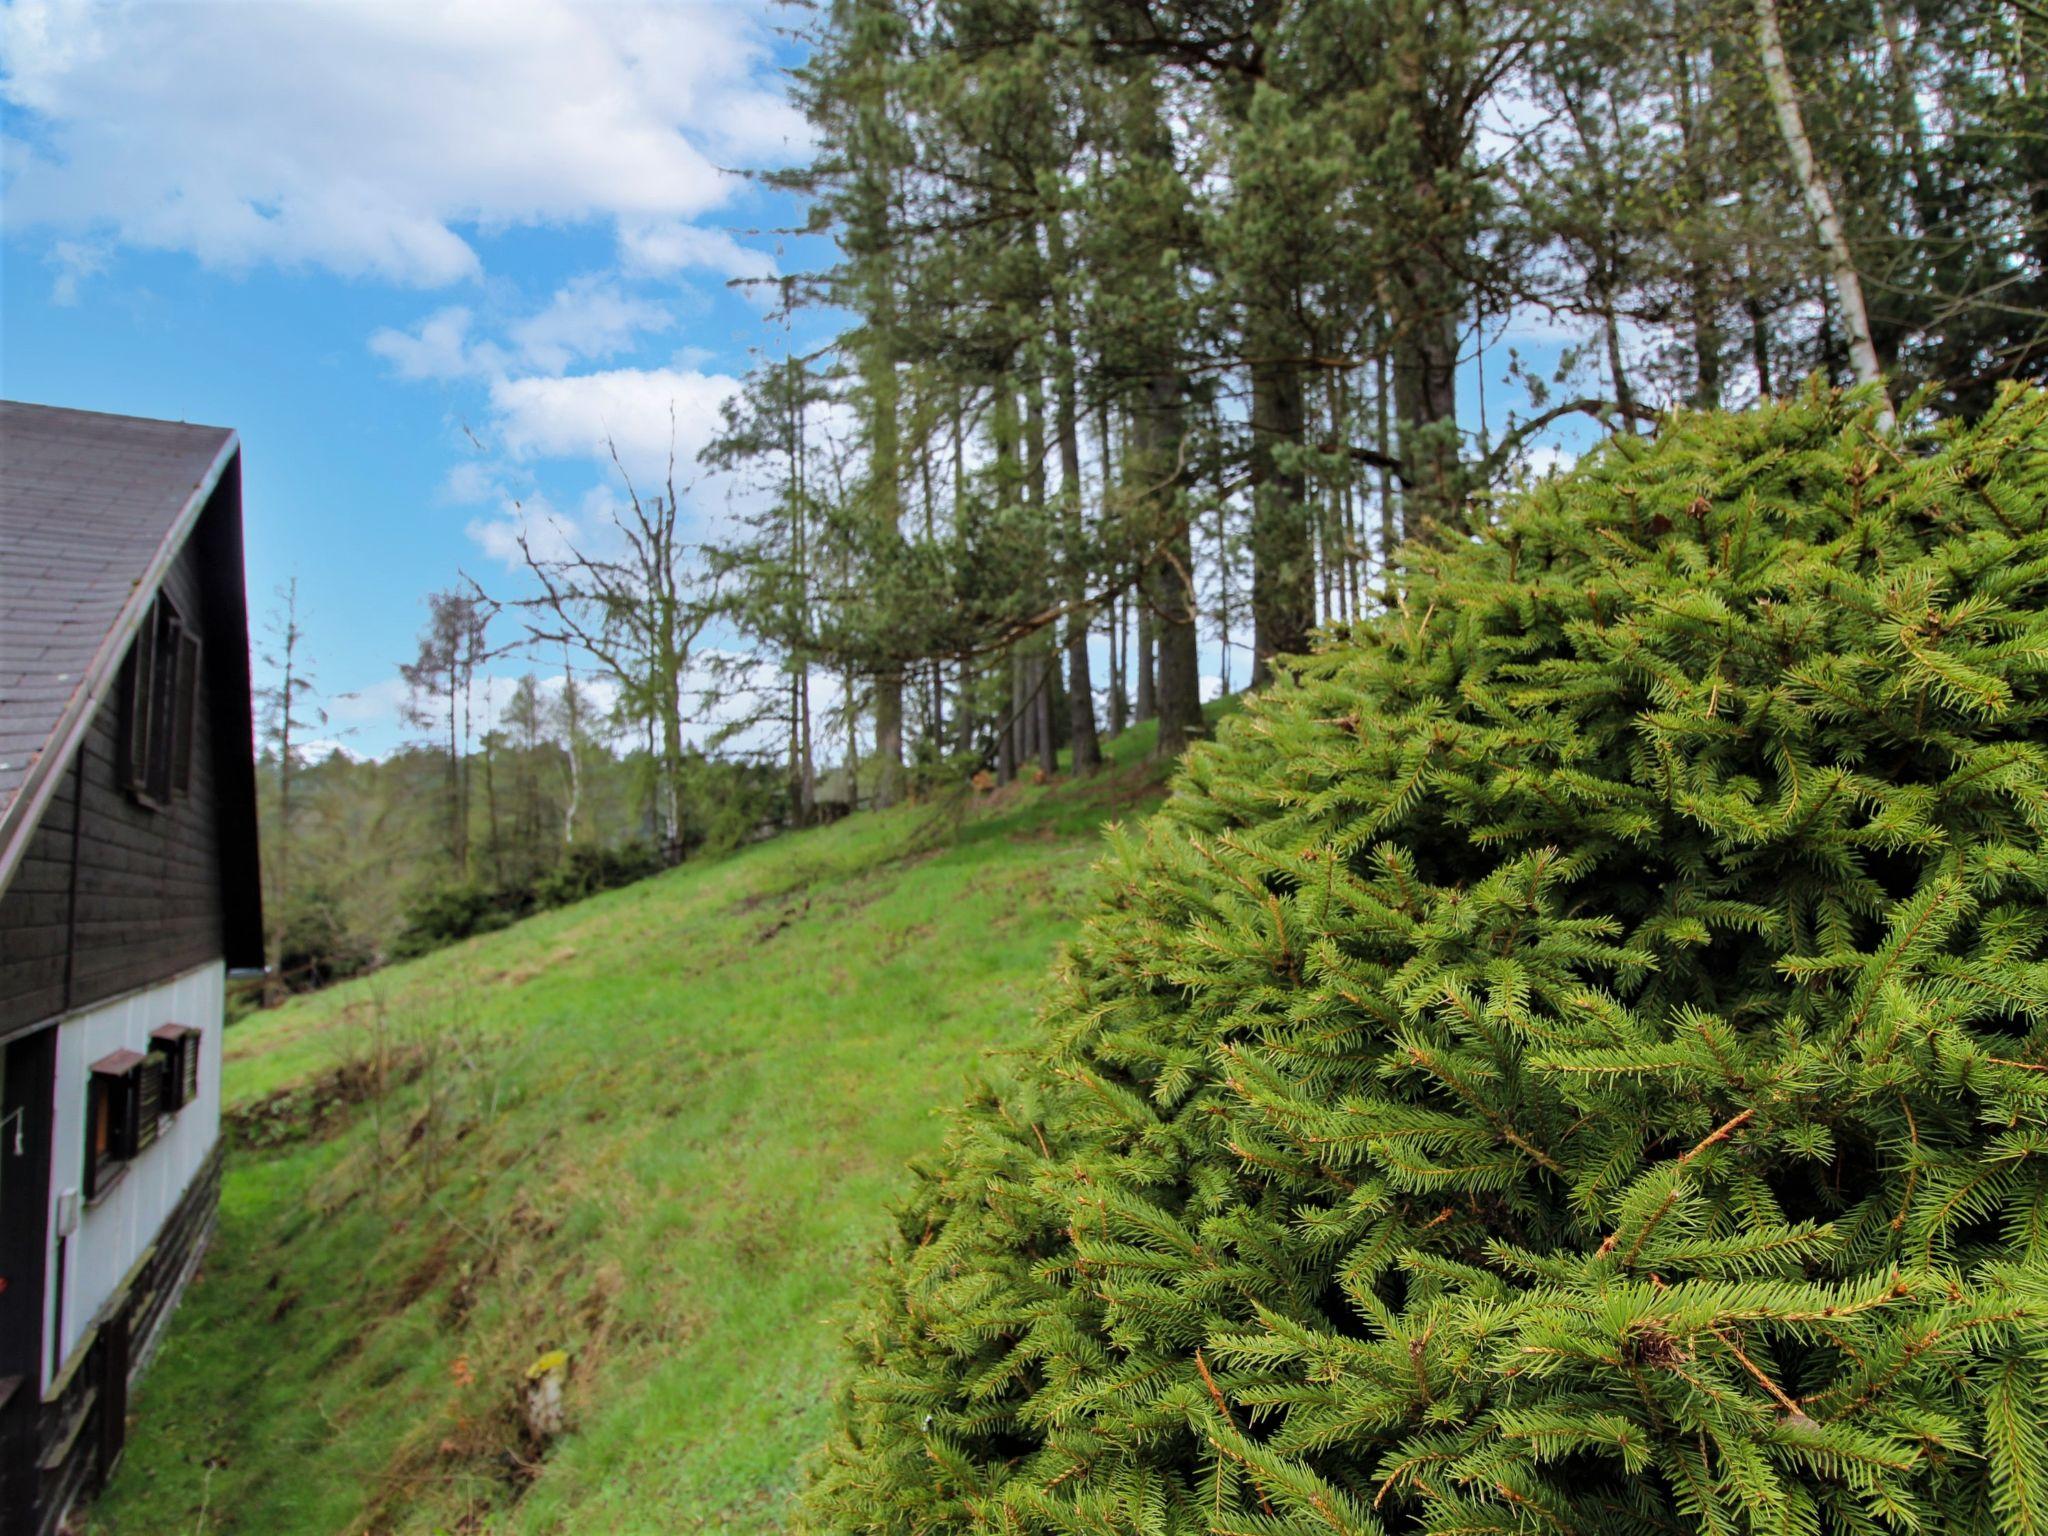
85,1049 -> 143,1201
119,593 -> 197,810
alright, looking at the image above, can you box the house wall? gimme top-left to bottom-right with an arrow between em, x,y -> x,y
42,960 -> 223,1383
0,511 -> 231,1041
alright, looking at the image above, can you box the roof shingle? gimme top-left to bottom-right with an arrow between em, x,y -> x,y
0,401 -> 237,820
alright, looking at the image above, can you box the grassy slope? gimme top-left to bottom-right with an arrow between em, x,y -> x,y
90,727 -> 1177,1536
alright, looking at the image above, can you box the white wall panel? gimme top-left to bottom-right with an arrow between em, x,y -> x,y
41,958 -> 223,1386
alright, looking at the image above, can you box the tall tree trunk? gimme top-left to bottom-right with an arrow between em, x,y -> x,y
1134,603 -> 1155,723
999,652 -> 1021,784
1691,260 -> 1725,409
1745,281 -> 1775,400
1047,218 -> 1102,777
1248,333 -> 1312,686
1035,654 -> 1056,778
1137,368 -> 1203,760
864,281 -> 907,807
953,659 -> 976,759
1391,304 -> 1462,542
872,674 -> 904,805
1375,343 -> 1396,603
1754,0 -> 1890,421
1599,282 -> 1637,424
483,730 -> 501,884
1100,401 -> 1128,736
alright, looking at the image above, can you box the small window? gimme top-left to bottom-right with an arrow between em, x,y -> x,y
120,594 -> 197,809
84,1048 -> 170,1200
150,1024 -> 200,1112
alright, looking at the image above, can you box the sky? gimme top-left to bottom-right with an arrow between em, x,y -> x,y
1,0 -> 833,757
1,0 -> 1591,762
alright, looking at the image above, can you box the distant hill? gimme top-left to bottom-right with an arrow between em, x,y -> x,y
86,721 -> 1184,1536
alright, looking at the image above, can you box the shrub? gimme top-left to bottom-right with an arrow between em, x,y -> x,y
389,879 -> 527,960
530,840 -> 664,910
390,842 -> 668,963
807,386 -> 2048,1534
271,883 -> 375,992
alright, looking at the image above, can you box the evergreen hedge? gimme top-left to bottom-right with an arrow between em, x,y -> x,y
808,386 -> 2048,1535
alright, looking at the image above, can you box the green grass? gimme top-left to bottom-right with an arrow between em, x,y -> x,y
89,724 -> 1183,1536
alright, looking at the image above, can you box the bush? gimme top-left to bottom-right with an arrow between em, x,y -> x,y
391,841 -> 668,962
807,386 -> 2048,1533
389,879 -> 527,960
271,884 -> 375,992
529,840 -> 664,910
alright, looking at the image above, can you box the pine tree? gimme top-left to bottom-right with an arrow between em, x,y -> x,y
806,385 -> 2048,1534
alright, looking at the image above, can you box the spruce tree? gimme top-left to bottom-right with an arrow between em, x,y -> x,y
806,385 -> 2048,1535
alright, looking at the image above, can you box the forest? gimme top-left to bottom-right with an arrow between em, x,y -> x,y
263,0 -> 2043,985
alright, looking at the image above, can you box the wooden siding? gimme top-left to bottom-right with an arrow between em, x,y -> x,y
14,1146 -> 219,1536
0,514 -> 229,1038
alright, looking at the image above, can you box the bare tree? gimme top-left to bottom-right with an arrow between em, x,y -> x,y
511,432 -> 719,863
402,587 -> 495,876
256,577 -> 324,998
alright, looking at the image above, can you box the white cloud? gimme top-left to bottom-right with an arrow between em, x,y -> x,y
45,236 -> 109,304
370,276 -> 674,383
1,0 -> 799,289
326,676 -> 413,731
368,306 -> 505,381
618,220 -> 778,283
465,490 -> 586,570
439,459 -> 503,506
489,365 -> 741,484
506,275 -> 673,375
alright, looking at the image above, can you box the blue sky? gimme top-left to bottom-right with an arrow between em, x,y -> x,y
2,0 -> 1590,760
2,0 -> 829,755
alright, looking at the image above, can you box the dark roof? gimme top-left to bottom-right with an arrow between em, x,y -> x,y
0,401 -> 240,883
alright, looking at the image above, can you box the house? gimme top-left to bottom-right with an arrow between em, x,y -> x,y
0,402 -> 263,1536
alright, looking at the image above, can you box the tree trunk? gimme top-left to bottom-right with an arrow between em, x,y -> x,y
1035,653 -> 1056,778
1754,0 -> 1890,421
1600,283 -> 1637,425
1375,342 -> 1396,603
872,677 -> 904,805
1391,305 -> 1462,542
1248,336 -> 1312,687
1048,245 -> 1102,774
1134,604 -> 1155,723
1137,368 -> 1204,760
1691,260 -> 1725,410
864,283 -> 907,807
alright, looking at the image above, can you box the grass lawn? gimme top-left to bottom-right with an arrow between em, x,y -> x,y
87,726 -> 1179,1535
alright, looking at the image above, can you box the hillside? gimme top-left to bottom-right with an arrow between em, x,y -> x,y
86,726 -> 1180,1536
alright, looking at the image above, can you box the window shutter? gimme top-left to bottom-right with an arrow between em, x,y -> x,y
171,631 -> 201,796
120,624 -> 156,795
150,1024 -> 197,1112
133,1053 -> 163,1154
119,593 -> 188,808
88,1049 -> 148,1192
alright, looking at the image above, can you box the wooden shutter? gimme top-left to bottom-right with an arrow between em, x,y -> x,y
132,1055 -> 163,1155
171,631 -> 201,796
145,605 -> 181,804
119,618 -> 157,797
87,1049 -> 147,1193
150,1024 -> 199,1112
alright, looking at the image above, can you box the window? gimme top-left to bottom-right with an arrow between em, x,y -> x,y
84,1049 -> 164,1200
119,593 -> 199,809
150,1024 -> 200,1112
